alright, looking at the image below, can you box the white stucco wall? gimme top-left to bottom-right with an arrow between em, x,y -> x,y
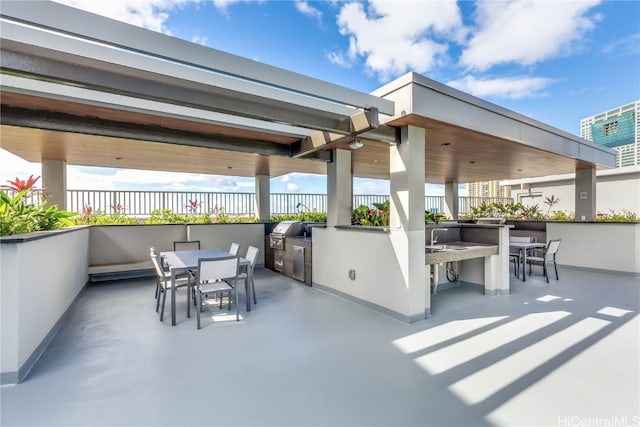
547,222 -> 640,274
1,228 -> 89,382
89,224 -> 186,269
312,227 -> 427,321
507,166 -> 640,216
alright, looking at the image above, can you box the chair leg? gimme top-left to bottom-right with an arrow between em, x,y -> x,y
196,291 -> 202,329
543,261 -> 549,283
156,287 -> 162,312
160,287 -> 167,321
553,260 -> 559,280
252,277 -> 257,305
186,285 -> 191,319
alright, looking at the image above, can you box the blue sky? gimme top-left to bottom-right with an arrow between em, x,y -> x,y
2,0 -> 639,195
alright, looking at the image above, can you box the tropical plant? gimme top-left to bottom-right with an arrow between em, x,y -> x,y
75,204 -> 138,225
595,209 -> 640,223
543,195 -> 560,217
549,210 -> 574,221
518,204 -> 544,220
351,200 -> 389,226
0,175 -> 76,236
468,201 -> 496,219
425,211 -> 448,223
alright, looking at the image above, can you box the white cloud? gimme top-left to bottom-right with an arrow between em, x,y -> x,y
601,33 -> 640,56
326,50 -> 352,68
447,75 -> 554,99
0,150 -> 41,184
192,34 -> 209,46
52,0 -> 196,34
296,1 -> 323,26
460,0 -> 601,71
353,178 -> 389,195
212,0 -> 242,11
334,0 -> 465,81
286,182 -> 300,192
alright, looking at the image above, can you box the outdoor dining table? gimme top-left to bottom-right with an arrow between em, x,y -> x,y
509,241 -> 546,282
161,248 -> 252,325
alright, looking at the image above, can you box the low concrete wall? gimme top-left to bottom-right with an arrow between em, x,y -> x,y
89,224 -> 186,274
88,223 -> 266,274
547,222 -> 640,275
1,227 -> 90,384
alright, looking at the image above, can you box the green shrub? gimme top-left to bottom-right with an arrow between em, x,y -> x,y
0,175 -> 77,236
595,210 -> 640,223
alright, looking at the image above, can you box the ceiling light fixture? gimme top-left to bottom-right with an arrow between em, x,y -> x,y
441,142 -> 451,147
349,140 -> 364,150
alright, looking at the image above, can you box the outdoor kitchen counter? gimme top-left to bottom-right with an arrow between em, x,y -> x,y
425,241 -> 498,264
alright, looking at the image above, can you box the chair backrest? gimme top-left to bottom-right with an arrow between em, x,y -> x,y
509,236 -> 532,243
197,256 -> 239,283
545,239 -> 561,259
174,240 -> 200,251
245,246 -> 259,270
229,242 -> 240,256
150,247 -> 165,278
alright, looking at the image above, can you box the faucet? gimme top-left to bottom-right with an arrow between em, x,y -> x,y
430,228 -> 449,247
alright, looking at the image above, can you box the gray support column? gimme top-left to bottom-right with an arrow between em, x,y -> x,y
390,126 -> 427,320
444,181 -> 459,220
575,168 -> 597,221
254,175 -> 270,221
327,149 -> 352,227
41,159 -> 67,210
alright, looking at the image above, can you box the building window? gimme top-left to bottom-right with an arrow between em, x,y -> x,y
604,121 -> 619,136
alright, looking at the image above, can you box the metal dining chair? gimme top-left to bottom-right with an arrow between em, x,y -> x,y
195,256 -> 240,328
150,247 -> 194,321
509,236 -> 532,277
527,239 -> 561,283
229,242 -> 240,256
173,240 -> 201,302
174,240 -> 200,251
238,246 -> 259,305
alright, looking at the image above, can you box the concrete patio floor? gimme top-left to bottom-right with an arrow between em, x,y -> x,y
1,267 -> 638,426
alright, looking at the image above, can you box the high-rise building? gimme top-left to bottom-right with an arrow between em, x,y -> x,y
580,100 -> 639,167
467,180 -> 510,198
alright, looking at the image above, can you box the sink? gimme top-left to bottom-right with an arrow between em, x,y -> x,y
425,244 -> 467,252
425,242 -> 499,264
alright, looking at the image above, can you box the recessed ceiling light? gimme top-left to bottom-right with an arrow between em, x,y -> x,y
441,143 -> 451,147
517,169 -> 523,172
468,161 -> 475,164
349,140 -> 364,149
227,166 -> 233,169
115,157 -> 122,160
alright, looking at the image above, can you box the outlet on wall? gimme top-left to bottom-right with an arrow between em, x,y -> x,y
348,269 -> 356,280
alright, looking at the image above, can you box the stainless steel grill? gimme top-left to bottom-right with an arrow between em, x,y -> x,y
269,221 -> 304,272
269,221 -> 304,250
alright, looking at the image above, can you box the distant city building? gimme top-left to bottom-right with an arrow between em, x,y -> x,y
467,180 -> 510,198
580,100 -> 639,167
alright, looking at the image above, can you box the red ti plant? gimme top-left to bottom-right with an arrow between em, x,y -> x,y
186,199 -> 200,213
82,204 -> 93,221
112,203 -> 125,213
3,175 -> 40,192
